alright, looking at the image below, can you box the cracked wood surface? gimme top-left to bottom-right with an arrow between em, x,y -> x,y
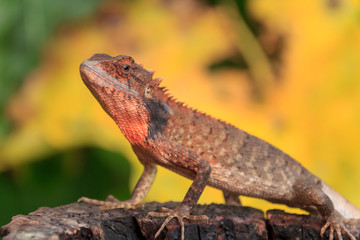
2,202 -> 359,239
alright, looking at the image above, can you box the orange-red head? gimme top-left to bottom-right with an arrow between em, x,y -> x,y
80,54 -> 166,144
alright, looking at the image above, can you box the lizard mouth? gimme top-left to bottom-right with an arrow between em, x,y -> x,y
80,58 -> 138,96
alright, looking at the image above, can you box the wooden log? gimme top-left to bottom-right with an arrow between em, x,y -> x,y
1,201 -> 359,239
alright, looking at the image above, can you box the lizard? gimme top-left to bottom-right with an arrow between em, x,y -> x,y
79,53 -> 360,240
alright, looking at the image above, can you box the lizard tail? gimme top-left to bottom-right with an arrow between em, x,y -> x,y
322,182 -> 360,218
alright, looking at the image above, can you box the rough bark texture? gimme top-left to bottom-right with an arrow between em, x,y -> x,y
1,202 -> 359,240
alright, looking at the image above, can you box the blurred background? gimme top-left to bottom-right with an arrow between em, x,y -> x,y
1,0 -> 360,227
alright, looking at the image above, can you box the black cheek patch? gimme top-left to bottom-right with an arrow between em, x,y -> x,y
145,98 -> 169,138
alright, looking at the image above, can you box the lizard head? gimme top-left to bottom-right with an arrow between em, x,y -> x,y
80,54 -> 167,143
80,53 -> 161,98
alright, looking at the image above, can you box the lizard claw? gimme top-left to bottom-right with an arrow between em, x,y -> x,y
320,210 -> 356,240
146,206 -> 208,240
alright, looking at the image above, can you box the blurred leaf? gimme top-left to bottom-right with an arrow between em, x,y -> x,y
208,54 -> 248,71
0,0 -> 101,137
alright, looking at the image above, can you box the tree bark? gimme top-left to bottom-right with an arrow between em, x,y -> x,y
1,201 -> 359,239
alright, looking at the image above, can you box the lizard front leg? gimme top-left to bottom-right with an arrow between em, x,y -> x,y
146,140 -> 211,240
293,180 -> 357,240
78,163 -> 157,209
148,158 -> 210,240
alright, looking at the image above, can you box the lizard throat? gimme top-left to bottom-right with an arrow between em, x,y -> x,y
102,90 -> 151,145
80,61 -> 150,145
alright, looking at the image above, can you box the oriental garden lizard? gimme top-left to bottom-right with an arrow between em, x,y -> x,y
79,54 -> 360,240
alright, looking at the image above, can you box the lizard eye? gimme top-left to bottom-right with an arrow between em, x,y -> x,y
144,86 -> 151,98
122,64 -> 130,73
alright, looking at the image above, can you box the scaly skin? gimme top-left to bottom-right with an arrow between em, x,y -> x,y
79,54 -> 360,240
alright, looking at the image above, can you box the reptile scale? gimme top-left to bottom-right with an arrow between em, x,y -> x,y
79,54 -> 360,240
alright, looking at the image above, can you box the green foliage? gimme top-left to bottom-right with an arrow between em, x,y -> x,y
0,0 -> 100,136
0,147 -> 131,226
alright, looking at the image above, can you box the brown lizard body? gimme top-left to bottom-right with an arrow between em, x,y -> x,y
79,54 -> 360,240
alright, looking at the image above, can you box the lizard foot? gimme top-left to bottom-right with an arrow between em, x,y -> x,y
77,195 -> 143,210
146,205 -> 208,240
320,210 -> 356,240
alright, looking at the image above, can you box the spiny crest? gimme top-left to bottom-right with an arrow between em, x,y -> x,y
156,85 -> 235,129
151,77 -> 163,87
